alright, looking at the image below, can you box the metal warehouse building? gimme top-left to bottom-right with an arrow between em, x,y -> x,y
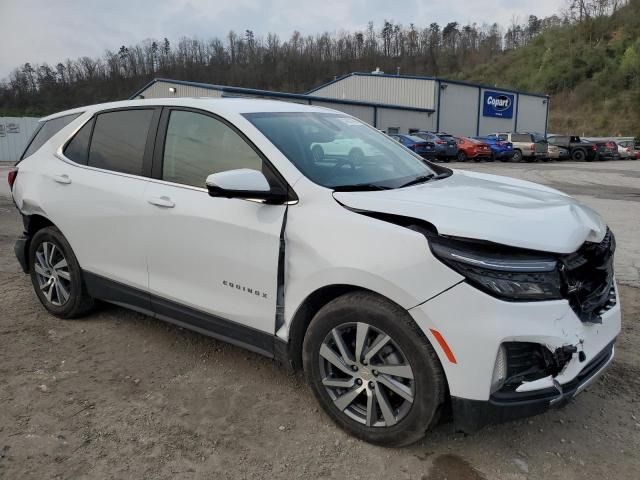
131,72 -> 549,136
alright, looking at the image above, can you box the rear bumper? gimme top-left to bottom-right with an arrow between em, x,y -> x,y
452,341 -> 615,432
14,235 -> 30,273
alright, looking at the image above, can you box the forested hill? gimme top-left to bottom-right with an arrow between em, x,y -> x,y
1,0 -> 638,137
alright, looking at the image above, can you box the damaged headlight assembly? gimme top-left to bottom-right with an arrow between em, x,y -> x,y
429,237 -> 562,301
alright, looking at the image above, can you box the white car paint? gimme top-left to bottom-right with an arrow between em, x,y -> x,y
11,97 -> 620,419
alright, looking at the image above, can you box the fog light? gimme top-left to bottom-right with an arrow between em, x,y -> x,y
490,345 -> 507,393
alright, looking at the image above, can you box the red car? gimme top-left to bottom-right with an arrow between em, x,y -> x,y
455,137 -> 493,162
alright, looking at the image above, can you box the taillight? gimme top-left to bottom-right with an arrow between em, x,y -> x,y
436,140 -> 446,144
7,169 -> 17,190
530,143 -> 535,151
592,145 -> 597,151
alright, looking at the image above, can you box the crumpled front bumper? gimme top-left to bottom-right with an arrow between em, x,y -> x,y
408,281 -> 621,431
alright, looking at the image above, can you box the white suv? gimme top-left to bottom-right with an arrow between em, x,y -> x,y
9,98 -> 620,446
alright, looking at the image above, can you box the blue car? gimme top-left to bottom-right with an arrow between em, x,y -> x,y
388,134 -> 436,158
415,131 -> 458,162
474,135 -> 515,162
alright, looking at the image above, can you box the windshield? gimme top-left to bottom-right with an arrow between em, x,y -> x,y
244,112 -> 437,189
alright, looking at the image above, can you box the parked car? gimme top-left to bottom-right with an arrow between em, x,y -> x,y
414,131 -> 458,162
388,134 -> 436,158
618,140 -> 640,159
455,136 -> 493,162
472,136 -> 514,162
547,135 -> 611,161
547,144 -> 570,161
488,132 -> 547,162
9,98 -> 620,446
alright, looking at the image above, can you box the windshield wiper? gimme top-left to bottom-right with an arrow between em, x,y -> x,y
399,174 -> 435,188
331,183 -> 391,192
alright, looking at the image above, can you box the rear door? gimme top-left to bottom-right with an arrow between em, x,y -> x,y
144,107 -> 287,336
50,108 -> 159,294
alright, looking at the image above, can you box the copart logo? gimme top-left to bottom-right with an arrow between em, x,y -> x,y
486,95 -> 511,111
223,280 -> 268,299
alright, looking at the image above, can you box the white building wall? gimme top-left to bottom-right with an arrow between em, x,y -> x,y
141,81 -> 223,99
309,75 -> 437,110
438,83 -> 480,136
377,108 -> 436,133
308,100 -> 375,125
517,94 -> 548,134
0,116 -> 40,162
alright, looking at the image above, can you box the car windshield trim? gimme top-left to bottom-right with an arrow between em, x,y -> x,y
244,112 -> 446,190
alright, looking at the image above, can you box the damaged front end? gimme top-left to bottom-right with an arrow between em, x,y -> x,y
428,229 -> 618,432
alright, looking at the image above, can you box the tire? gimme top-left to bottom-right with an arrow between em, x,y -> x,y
303,291 -> 445,447
457,151 -> 467,162
29,226 -> 94,319
572,149 -> 586,162
512,150 -> 523,162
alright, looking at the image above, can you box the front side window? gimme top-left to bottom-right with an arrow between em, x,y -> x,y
21,113 -> 81,160
245,112 -> 436,189
88,109 -> 154,176
162,110 -> 263,188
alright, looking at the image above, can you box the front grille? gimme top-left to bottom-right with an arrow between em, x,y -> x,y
560,228 -> 616,323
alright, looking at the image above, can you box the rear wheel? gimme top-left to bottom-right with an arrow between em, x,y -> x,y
457,151 -> 467,162
303,292 -> 445,447
29,227 -> 94,319
512,149 -> 523,162
572,149 -> 586,162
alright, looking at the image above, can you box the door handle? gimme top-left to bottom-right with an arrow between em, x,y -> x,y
147,196 -> 175,208
53,174 -> 71,184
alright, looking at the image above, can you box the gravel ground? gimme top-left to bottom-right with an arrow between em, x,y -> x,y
0,160 -> 639,479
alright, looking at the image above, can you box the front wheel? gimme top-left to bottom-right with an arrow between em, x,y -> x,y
29,226 -> 94,319
457,151 -> 467,162
572,149 -> 586,162
303,292 -> 445,447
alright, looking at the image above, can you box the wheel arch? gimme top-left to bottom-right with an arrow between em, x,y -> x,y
17,213 -> 58,273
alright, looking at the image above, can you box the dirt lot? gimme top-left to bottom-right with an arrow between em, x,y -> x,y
1,161 -> 639,479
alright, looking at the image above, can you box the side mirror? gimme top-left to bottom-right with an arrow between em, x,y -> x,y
205,169 -> 288,204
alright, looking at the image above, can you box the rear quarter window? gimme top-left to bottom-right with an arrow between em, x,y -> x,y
21,113 -> 82,160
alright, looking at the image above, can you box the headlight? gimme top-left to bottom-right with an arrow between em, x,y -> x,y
429,238 -> 562,301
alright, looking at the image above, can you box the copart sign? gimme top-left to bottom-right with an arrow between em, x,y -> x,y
482,91 -> 515,119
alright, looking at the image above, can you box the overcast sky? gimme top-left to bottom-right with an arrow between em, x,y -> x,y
0,0 -> 563,79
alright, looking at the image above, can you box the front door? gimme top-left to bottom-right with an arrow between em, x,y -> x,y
144,108 -> 287,335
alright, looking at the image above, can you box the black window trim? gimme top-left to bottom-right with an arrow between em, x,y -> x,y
58,106 -> 161,180
151,106 -> 297,201
19,111 -> 84,164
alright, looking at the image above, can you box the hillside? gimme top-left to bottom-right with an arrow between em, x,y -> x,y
1,1 -> 639,138
460,0 -> 640,136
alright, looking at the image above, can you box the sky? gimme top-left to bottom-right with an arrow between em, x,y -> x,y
0,0 -> 563,79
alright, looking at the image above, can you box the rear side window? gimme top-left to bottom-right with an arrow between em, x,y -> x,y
162,110 -> 263,188
63,119 -> 94,165
511,133 -> 533,142
21,113 -> 81,160
88,109 -> 154,176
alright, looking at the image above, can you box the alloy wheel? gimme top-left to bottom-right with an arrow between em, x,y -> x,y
34,241 -> 71,306
318,322 -> 415,427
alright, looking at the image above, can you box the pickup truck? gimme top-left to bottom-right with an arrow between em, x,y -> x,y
489,132 -> 547,162
547,135 -> 613,161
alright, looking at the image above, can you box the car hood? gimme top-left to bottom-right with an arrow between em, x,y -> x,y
333,170 -> 606,254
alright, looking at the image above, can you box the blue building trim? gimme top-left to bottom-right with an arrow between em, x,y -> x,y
306,71 -> 550,100
130,78 -> 435,114
514,93 -> 520,132
475,87 -> 481,136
